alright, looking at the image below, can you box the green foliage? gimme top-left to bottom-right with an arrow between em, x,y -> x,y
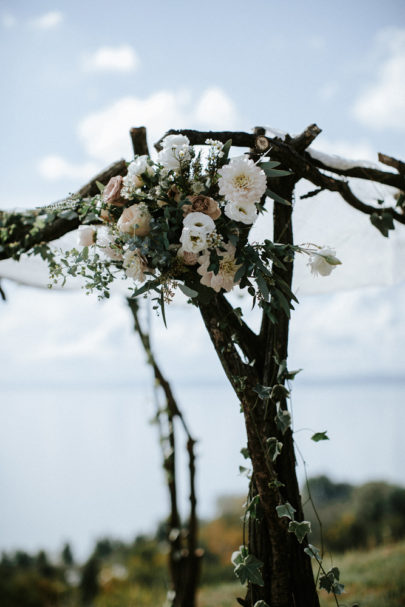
303,476 -> 405,552
370,212 -> 395,237
311,431 -> 329,442
319,566 -> 344,595
231,546 -> 264,586
288,520 -> 312,543
276,501 -> 296,520
266,436 -> 283,461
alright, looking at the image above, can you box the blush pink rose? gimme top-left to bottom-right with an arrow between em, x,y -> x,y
103,175 -> 126,207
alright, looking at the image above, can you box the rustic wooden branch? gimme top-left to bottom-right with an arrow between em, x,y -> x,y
154,128 -> 405,223
0,159 -> 128,261
130,126 -> 150,157
378,152 -> 405,175
127,297 -> 201,607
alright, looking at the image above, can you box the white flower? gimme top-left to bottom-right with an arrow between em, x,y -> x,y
218,156 -> 267,204
96,226 -> 123,260
77,225 -> 96,247
180,228 -> 209,254
117,203 -> 151,237
183,211 -> 216,233
122,156 -> 154,199
127,155 -> 154,177
307,247 -> 341,277
179,212 -> 216,254
158,134 -> 190,171
123,249 -> 147,282
197,243 -> 241,293
224,200 -> 258,225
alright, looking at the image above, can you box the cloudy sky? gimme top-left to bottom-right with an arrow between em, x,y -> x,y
1,0 -> 405,557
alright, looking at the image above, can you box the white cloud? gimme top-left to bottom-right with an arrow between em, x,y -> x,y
31,11 -> 64,30
2,13 -> 16,28
38,155 -> 99,181
83,45 -> 139,73
78,87 -> 239,164
353,27 -> 405,131
194,87 -> 238,129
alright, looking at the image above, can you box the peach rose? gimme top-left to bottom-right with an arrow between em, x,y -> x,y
183,195 -> 221,220
117,203 -> 151,237
103,175 -> 126,207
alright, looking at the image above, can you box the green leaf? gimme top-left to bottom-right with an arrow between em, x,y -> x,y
266,437 -> 283,461
304,544 -> 321,561
58,209 -> 78,221
288,520 -> 311,543
259,160 -> 280,169
276,502 -> 296,520
253,384 -> 272,400
234,554 -> 264,586
221,139 -> 232,162
311,431 -> 329,442
245,495 -> 260,520
319,567 -> 345,595
261,163 -> 291,178
270,384 -> 290,402
96,180 -> 105,193
256,272 -> 270,301
275,406 -> 291,434
239,466 -> 251,478
240,447 -> 250,459
178,283 -> 198,298
370,212 -> 395,237
266,188 -> 292,206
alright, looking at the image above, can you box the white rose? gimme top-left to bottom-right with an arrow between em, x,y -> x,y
158,134 -> 190,170
122,156 -> 154,199
123,249 -> 147,282
183,211 -> 215,233
308,247 -> 341,276
77,225 -> 96,247
117,203 -> 151,237
224,200 -> 258,225
127,155 -> 154,177
179,227 -> 208,254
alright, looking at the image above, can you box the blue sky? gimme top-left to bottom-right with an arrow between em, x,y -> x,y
1,0 -> 405,207
1,0 -> 405,557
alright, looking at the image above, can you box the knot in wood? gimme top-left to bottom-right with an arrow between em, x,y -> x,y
255,135 -> 270,152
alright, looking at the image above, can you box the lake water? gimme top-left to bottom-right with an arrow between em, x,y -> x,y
0,379 -> 404,560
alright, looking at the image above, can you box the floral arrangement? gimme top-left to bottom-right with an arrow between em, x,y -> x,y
53,134 -> 341,318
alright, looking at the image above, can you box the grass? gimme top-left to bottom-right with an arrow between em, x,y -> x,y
197,541 -> 405,607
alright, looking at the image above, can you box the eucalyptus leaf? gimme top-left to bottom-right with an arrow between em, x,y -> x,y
266,188 -> 292,206
178,283 -> 198,298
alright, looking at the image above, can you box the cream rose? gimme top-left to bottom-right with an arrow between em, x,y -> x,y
117,203 -> 151,237
77,225 -> 96,247
123,248 -> 148,282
